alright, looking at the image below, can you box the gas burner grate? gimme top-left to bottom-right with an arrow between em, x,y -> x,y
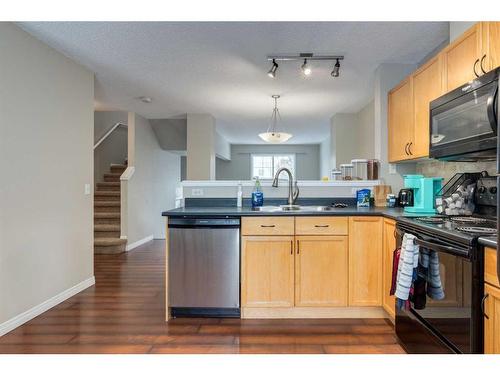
415,217 -> 446,224
455,226 -> 498,235
449,216 -> 490,224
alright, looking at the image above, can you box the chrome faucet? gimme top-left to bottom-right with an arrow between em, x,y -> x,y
272,167 -> 299,207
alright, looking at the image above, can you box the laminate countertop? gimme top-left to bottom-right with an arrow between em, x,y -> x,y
162,206 -> 405,220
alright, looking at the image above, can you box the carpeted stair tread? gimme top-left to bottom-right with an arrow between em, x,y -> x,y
94,212 -> 120,218
95,238 -> 127,247
94,201 -> 121,207
96,182 -> 120,187
94,224 -> 120,232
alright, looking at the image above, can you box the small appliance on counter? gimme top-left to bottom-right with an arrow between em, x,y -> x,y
399,174 -> 443,214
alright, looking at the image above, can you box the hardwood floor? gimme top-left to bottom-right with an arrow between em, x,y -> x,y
0,240 -> 405,354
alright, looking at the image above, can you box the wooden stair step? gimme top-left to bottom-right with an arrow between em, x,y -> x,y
94,237 -> 127,255
95,238 -> 127,247
94,212 -> 120,219
110,164 -> 127,173
94,201 -> 120,207
94,224 -> 120,238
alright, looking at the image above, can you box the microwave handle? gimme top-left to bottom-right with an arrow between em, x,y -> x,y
487,84 -> 498,135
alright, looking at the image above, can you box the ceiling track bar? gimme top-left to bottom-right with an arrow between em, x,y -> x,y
267,55 -> 344,61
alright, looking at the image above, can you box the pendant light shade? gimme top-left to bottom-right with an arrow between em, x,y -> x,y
259,95 -> 293,144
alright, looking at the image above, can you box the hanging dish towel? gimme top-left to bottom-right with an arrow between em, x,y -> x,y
419,248 -> 445,300
395,233 -> 419,304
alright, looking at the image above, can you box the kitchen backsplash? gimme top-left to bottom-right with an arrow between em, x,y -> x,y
416,160 -> 496,182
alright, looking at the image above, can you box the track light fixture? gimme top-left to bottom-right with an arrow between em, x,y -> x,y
266,53 -> 344,78
267,59 -> 278,78
331,58 -> 341,78
301,59 -> 312,76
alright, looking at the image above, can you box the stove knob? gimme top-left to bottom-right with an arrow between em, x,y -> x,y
478,186 -> 487,194
489,186 -> 497,194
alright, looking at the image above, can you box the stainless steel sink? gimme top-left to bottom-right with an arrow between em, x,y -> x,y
251,205 -> 342,212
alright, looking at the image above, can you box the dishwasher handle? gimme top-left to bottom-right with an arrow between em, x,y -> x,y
169,217 -> 240,228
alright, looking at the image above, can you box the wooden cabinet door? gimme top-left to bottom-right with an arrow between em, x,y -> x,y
484,284 -> 500,354
295,236 -> 348,307
411,55 -> 443,159
443,24 -> 482,91
481,22 -> 500,72
241,236 -> 295,308
388,78 -> 413,162
382,219 -> 396,318
348,217 -> 383,306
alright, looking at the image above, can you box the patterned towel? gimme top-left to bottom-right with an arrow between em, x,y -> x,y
419,248 -> 445,300
395,233 -> 419,302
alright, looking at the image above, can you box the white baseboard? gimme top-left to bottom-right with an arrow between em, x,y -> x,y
0,276 -> 95,337
126,235 -> 154,251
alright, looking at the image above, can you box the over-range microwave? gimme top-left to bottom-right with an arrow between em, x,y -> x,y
429,67 -> 499,161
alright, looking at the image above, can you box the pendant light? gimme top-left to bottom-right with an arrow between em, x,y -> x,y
258,95 -> 293,143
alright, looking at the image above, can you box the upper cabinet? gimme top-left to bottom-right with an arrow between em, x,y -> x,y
442,24 -> 482,92
388,22 -> 500,163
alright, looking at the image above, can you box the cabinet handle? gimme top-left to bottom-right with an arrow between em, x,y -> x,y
297,240 -> 300,254
408,142 -> 413,155
290,240 -> 293,255
473,58 -> 480,78
481,294 -> 489,319
314,224 -> 329,228
404,143 -> 409,155
260,224 -> 275,228
480,54 -> 487,75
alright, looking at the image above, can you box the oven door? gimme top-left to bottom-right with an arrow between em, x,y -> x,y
430,78 -> 498,161
395,228 -> 482,353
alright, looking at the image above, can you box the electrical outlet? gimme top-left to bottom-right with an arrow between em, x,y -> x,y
389,163 -> 397,174
191,188 -> 204,196
84,184 -> 91,195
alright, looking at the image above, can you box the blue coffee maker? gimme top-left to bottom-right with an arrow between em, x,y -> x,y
403,175 -> 443,214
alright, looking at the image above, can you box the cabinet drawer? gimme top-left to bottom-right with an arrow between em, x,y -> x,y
295,217 -> 348,235
242,217 -> 294,236
485,247 -> 500,289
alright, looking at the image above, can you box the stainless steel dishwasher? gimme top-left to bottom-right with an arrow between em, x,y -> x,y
168,217 -> 240,317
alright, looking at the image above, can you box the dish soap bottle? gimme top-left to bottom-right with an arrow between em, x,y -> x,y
251,177 -> 264,207
237,181 -> 243,208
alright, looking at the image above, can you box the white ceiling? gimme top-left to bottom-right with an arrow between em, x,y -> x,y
18,22 -> 448,144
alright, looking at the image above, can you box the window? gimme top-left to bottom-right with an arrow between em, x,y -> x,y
251,154 -> 295,180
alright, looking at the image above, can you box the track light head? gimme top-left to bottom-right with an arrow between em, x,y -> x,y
331,58 -> 341,78
267,59 -> 278,78
301,59 -> 312,76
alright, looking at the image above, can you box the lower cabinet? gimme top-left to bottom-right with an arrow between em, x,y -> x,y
348,217 -> 383,306
241,235 -> 295,307
484,283 -> 500,354
295,236 -> 348,307
382,218 -> 396,318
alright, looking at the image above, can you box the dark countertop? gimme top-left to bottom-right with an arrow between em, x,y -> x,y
162,206 -> 405,220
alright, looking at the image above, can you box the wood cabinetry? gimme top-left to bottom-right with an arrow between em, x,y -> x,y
484,283 -> 500,354
295,236 -> 348,307
388,22 -> 500,163
382,219 -> 396,318
388,78 -> 413,162
411,55 -> 444,158
443,24 -> 482,91
348,217 -> 383,306
484,247 -> 500,354
241,216 -> 294,236
241,235 -> 295,307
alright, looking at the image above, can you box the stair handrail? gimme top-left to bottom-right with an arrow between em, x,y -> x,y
93,122 -> 127,150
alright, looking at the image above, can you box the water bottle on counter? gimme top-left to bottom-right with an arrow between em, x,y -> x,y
251,177 -> 264,207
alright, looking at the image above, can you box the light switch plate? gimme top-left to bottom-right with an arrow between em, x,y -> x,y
389,164 -> 397,174
84,183 -> 91,195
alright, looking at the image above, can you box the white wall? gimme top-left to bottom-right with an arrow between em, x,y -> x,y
319,136 -> 331,179
186,114 -> 216,180
126,114 -> 180,243
0,23 -> 94,331
216,131 -> 231,161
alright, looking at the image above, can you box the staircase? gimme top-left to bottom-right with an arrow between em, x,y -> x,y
94,164 -> 127,254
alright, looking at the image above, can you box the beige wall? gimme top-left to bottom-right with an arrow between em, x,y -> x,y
0,23 -> 94,328
186,114 -> 216,180
125,114 -> 180,243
